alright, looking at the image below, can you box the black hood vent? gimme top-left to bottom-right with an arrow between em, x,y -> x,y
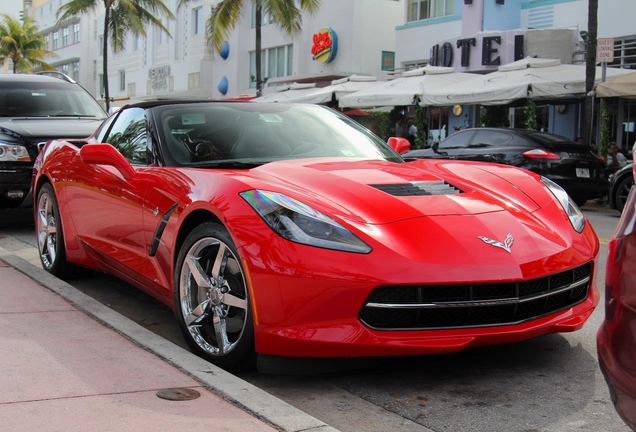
370,181 -> 462,196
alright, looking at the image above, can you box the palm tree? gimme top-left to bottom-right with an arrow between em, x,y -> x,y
0,13 -> 57,73
180,0 -> 321,97
57,0 -> 174,111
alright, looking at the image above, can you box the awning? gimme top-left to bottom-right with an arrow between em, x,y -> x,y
252,83 -> 320,103
421,57 -> 634,106
253,75 -> 381,104
338,66 -> 476,108
285,75 -> 381,104
595,71 -> 636,98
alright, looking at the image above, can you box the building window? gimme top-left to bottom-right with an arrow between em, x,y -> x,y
250,45 -> 293,88
407,0 -> 454,22
610,38 -> 636,69
286,45 -> 293,76
73,23 -> 80,43
52,31 -> 59,49
120,70 -> 126,92
61,64 -> 69,76
250,3 -> 274,28
72,62 -> 80,81
249,51 -> 265,89
98,35 -> 103,56
193,7 -> 204,35
62,27 -> 69,46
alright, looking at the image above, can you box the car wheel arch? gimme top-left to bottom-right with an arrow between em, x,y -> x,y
173,208 -> 224,267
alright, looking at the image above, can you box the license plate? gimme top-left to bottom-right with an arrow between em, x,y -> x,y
576,168 -> 590,178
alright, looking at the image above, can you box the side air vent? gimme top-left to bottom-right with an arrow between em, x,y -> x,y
370,181 -> 462,196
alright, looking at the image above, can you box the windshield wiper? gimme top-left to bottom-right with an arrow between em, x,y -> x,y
199,160 -> 263,169
54,114 -> 98,118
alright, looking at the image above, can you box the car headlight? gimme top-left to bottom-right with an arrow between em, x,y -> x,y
0,143 -> 31,162
241,190 -> 372,253
541,177 -> 586,233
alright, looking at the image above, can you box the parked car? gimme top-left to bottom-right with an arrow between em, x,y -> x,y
33,101 -> 599,371
597,164 -> 636,431
608,162 -> 634,212
403,128 -> 607,207
0,72 -> 107,209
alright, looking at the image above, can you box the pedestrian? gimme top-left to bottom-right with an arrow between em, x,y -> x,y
394,115 -> 407,138
407,119 -> 417,145
607,142 -> 628,172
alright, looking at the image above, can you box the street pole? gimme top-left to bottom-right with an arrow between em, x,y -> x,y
595,62 -> 607,153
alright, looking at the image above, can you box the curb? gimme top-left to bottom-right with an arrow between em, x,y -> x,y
0,251 -> 339,432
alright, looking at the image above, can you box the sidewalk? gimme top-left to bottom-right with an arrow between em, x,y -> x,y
0,251 -> 338,432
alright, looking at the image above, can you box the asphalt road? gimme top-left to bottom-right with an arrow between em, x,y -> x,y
0,203 -> 630,432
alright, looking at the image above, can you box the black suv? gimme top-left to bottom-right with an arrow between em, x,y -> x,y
403,128 -> 607,207
0,73 -> 107,209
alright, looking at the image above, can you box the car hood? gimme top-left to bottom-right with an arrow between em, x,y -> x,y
0,117 -> 104,140
238,158 -> 546,225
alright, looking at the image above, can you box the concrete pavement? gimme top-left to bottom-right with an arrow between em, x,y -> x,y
0,249 -> 338,432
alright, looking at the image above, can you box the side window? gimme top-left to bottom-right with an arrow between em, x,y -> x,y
103,107 -> 147,165
470,130 -> 513,148
438,131 -> 470,150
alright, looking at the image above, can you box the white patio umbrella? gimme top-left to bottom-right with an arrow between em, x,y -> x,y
595,71 -> 636,98
252,82 -> 321,103
338,66 -> 476,108
286,75 -> 381,104
421,57 -> 634,106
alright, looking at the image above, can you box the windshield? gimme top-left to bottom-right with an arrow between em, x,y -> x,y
0,81 -> 107,119
157,103 -> 403,166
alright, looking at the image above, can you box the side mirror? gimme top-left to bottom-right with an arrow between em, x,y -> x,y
79,143 -> 136,180
387,137 -> 410,154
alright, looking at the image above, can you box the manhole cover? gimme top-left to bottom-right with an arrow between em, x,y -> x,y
156,388 -> 201,401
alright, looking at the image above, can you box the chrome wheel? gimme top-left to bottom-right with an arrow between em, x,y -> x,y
36,184 -> 60,271
176,223 -> 253,368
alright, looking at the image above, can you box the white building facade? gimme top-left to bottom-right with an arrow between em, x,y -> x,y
22,0 -> 636,142
28,0 -> 404,104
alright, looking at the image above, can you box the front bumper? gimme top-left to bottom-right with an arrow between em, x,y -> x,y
0,163 -> 33,208
241,212 -> 600,358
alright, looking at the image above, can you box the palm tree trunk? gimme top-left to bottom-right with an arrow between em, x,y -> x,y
255,0 -> 262,97
582,0 -> 598,148
102,6 -> 111,111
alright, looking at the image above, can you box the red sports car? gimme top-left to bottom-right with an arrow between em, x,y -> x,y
33,101 -> 599,371
598,163 -> 636,431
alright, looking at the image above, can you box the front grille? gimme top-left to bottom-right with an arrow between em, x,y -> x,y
359,263 -> 592,330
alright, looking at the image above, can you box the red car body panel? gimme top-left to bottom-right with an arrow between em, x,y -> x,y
34,133 -> 600,359
597,164 -> 636,430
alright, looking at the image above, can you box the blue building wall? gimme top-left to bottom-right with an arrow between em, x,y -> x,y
483,0 -> 522,31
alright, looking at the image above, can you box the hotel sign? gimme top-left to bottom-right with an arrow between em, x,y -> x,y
148,65 -> 170,92
429,32 -> 527,72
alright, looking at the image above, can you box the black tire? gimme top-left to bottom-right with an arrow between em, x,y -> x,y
35,183 -> 83,279
613,174 -> 634,212
174,222 -> 255,371
572,196 -> 588,208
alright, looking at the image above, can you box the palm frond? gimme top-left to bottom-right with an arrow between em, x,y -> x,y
206,0 -> 245,54
56,0 -> 99,24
